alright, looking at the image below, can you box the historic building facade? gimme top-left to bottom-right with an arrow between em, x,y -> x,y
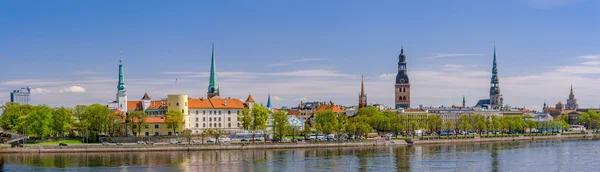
566,85 -> 578,110
358,75 -> 367,108
395,47 -> 410,109
476,45 -> 503,110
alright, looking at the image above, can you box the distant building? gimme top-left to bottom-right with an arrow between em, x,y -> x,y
526,113 -> 553,122
10,87 -> 31,105
566,85 -> 578,110
287,115 -> 304,131
395,47 -> 411,109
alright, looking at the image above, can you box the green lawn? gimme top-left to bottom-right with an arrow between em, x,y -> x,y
27,140 -> 83,145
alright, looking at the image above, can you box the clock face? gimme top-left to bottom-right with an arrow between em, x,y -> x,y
400,78 -> 405,83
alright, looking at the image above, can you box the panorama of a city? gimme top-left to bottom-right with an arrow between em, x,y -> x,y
1,1 -> 599,171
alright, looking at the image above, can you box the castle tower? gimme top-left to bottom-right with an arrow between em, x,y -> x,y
116,53 -> 128,112
489,45 -> 503,110
207,43 -> 220,98
395,46 -> 410,109
358,75 -> 367,108
266,93 -> 273,111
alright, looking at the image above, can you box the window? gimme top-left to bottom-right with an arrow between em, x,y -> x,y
203,123 -> 206,127
218,123 -> 221,128
228,117 -> 231,121
196,110 -> 198,115
145,132 -> 149,136
168,132 -> 172,136
195,123 -> 198,128
182,109 -> 185,114
228,123 -> 231,128
145,125 -> 149,129
133,125 -> 137,129
203,117 -> 206,121
176,102 -> 179,106
219,117 -> 221,121
196,118 -> 198,122
209,123 -> 212,127
209,118 -> 212,122
203,111 -> 206,115
155,124 -> 159,129
154,132 -> 158,136
219,111 -> 221,115
185,102 -> 188,106
228,110 -> 231,115
210,111 -> 212,115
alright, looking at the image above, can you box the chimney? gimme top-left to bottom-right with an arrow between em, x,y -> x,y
224,100 -> 227,106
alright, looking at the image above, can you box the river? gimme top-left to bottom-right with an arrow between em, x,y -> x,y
2,139 -> 600,171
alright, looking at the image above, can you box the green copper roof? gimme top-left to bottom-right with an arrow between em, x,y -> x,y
208,43 -> 219,93
491,45 -> 498,84
117,56 -> 126,91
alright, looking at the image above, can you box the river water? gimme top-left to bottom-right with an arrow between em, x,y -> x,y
2,139 -> 600,171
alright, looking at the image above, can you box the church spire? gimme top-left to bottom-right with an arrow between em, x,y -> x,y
361,75 -> 365,95
207,43 -> 220,98
266,93 -> 272,110
117,51 -> 125,91
462,95 -> 466,107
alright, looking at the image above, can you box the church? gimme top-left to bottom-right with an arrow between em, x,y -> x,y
475,45 -> 504,110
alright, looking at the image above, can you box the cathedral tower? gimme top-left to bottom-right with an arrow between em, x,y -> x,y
566,85 -> 578,110
207,43 -> 220,98
395,46 -> 410,109
358,75 -> 367,108
489,45 -> 503,110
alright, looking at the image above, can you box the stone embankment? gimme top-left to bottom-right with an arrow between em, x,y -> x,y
0,141 -> 390,154
411,133 -> 596,145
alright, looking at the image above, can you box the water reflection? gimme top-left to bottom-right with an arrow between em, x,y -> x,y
3,139 -> 600,171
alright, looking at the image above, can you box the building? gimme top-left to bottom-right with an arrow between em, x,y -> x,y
287,115 -> 304,131
358,75 -> 367,108
187,96 -> 246,134
131,117 -> 177,136
395,47 -> 411,109
420,107 -> 502,126
108,55 -> 128,113
566,85 -> 578,110
476,45 -> 503,110
526,113 -> 553,122
10,87 -> 31,104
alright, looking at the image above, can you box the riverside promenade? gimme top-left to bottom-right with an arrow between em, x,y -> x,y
2,133 -> 597,154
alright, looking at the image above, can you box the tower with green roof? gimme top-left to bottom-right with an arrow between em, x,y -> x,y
489,45 -> 503,110
116,52 -> 128,112
207,43 -> 220,98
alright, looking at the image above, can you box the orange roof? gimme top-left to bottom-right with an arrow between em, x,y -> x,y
557,101 -> 563,105
273,108 -> 279,113
210,98 -> 245,109
189,98 -> 213,108
127,101 -> 142,111
147,100 -> 167,110
246,94 -> 255,102
288,110 -> 300,116
316,104 -> 345,113
131,117 -> 167,123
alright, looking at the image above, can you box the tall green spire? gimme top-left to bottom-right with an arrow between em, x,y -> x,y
117,52 -> 125,91
491,44 -> 498,84
208,43 -> 219,94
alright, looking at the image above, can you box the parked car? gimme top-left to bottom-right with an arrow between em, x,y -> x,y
146,141 -> 155,145
137,141 -> 146,144
116,142 -> 123,146
207,139 -> 215,143
218,137 -> 232,142
241,139 -> 249,142
59,143 -> 68,147
169,139 -> 178,144
102,142 -> 111,146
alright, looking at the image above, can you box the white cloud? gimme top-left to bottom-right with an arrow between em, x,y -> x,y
272,96 -> 283,101
423,53 -> 483,59
379,73 -> 395,80
580,55 -> 600,59
60,86 -> 86,93
557,65 -> 600,74
268,70 -> 354,77
30,88 -> 50,94
266,58 -> 325,67
581,61 -> 600,65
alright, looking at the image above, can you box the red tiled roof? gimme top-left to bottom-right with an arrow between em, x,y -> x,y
189,98 -> 212,108
316,104 -> 345,113
127,101 -> 142,111
210,98 -> 245,109
245,94 -> 255,102
288,110 -> 300,116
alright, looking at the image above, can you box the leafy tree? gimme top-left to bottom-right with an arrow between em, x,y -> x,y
272,111 -> 290,141
249,104 -> 269,141
314,110 -> 339,135
165,110 -> 184,135
51,107 -> 75,137
427,115 -> 442,136
442,120 -> 455,137
238,107 -> 252,130
390,115 -> 405,137
129,111 -> 148,137
336,114 -> 349,139
182,129 -> 193,144
26,105 -> 53,139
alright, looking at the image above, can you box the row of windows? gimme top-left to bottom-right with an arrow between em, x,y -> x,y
195,117 -> 232,122
399,96 -> 408,101
193,110 -> 239,115
133,131 -> 180,136
397,88 -> 408,92
194,123 -> 233,128
133,124 -> 160,129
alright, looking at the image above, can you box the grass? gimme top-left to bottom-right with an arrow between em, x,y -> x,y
26,139 -> 83,145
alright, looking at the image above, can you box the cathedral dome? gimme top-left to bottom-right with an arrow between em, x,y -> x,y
396,72 -> 409,84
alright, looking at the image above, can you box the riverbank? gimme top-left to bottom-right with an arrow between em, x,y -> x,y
0,140 -> 387,153
409,133 -> 597,145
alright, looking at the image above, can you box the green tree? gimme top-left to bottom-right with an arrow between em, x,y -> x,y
390,115 -> 405,137
301,123 -> 312,137
51,107 -> 75,137
238,107 -> 252,130
182,129 -> 193,144
315,110 -> 339,135
272,111 -> 290,141
427,115 -> 442,136
26,105 -> 53,139
129,111 -> 148,137
165,110 -> 184,135
336,114 -> 349,139
442,120 -> 455,137
250,104 -> 269,141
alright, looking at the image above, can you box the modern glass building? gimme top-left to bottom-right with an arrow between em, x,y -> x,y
10,87 -> 31,105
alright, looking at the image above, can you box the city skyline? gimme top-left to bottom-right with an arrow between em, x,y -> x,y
1,0 -> 599,110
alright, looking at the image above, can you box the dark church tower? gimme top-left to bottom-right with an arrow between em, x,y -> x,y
395,47 -> 410,109
358,75 -> 367,108
489,45 -> 503,110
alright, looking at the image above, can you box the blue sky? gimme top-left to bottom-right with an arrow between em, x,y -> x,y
1,0 -> 599,110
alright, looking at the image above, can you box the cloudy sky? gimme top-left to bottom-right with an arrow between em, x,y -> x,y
1,0 -> 599,111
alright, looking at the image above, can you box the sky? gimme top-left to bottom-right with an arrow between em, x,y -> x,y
0,0 -> 599,110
